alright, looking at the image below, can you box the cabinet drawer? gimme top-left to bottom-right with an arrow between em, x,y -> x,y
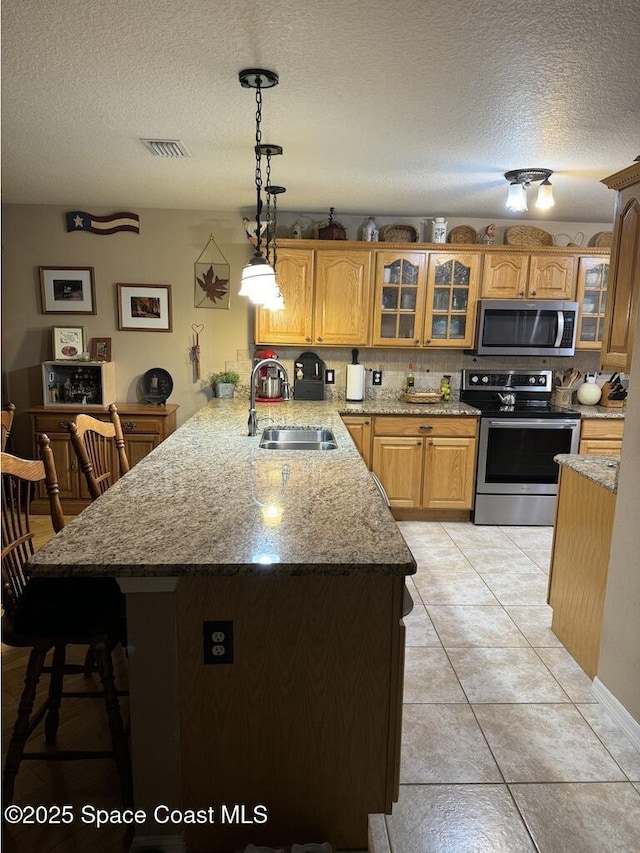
580,419 -> 624,440
119,416 -> 164,436
373,416 -> 478,437
32,413 -> 86,433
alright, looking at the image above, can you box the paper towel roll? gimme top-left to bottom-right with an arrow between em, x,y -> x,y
346,363 -> 365,401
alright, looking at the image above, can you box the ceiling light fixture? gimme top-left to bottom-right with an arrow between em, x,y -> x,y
504,168 -> 555,212
238,68 -> 280,307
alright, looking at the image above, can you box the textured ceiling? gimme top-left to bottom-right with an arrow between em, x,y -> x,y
2,0 -> 639,222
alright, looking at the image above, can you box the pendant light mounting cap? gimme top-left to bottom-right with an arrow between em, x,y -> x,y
257,143 -> 283,157
239,68 -> 279,89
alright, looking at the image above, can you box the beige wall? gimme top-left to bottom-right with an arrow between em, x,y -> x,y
2,204 -> 255,454
598,302 -> 640,722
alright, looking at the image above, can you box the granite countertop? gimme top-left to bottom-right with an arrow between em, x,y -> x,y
560,403 -> 626,419
29,399 -> 420,580
337,399 -> 480,416
555,454 -> 620,493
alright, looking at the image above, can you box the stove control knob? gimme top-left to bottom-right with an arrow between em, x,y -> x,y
470,375 -> 479,383
481,375 -> 489,383
539,377 -> 546,385
529,376 -> 536,384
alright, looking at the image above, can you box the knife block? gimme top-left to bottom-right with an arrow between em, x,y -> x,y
599,381 -> 626,408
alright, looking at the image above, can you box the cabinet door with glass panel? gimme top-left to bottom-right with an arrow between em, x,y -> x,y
575,256 -> 609,349
372,252 -> 428,347
423,252 -> 480,347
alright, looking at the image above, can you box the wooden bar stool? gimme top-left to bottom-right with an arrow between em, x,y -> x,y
1,434 -> 132,806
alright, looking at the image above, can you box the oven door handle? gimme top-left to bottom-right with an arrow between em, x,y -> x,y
553,310 -> 565,348
486,420 -> 578,428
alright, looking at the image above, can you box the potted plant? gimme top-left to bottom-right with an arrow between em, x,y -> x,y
208,370 -> 240,399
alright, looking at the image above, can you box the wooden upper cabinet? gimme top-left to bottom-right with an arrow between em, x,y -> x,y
528,254 -> 576,299
575,256 -> 610,349
482,251 -> 576,299
255,248 -> 314,345
372,251 -> 428,347
481,252 -> 529,297
423,252 -> 480,347
313,250 -> 372,345
601,162 -> 640,371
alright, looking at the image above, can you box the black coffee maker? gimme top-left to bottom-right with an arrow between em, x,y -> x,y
293,351 -> 325,400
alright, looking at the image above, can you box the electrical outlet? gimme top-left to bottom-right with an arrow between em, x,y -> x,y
324,369 -> 335,384
372,370 -> 382,386
203,620 -> 233,664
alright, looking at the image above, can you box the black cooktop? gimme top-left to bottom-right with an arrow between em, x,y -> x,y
459,368 -> 581,419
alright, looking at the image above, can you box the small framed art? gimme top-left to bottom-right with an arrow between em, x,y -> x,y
52,326 -> 85,360
116,283 -> 172,332
40,266 -> 96,314
90,336 -> 112,361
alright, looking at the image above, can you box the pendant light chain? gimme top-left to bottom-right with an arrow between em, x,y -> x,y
254,79 -> 263,255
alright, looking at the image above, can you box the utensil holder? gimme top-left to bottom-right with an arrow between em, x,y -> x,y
553,388 -> 574,407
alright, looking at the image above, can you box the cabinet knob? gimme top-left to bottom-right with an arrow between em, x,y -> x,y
306,336 -> 311,342
416,440 -> 422,446
70,458 -> 77,471
419,425 -> 434,431
519,290 -> 525,297
58,420 -> 71,429
425,338 -> 432,345
414,339 -> 419,345
122,421 -> 137,431
531,290 -> 537,296
364,420 -> 370,426
317,337 -> 323,342
428,440 -> 434,446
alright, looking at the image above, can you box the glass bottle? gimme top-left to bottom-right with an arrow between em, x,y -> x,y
405,363 -> 415,391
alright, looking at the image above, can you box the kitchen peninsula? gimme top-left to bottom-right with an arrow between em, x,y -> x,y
28,399 -> 418,853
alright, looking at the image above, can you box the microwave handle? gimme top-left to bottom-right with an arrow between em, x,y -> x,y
554,311 -> 565,348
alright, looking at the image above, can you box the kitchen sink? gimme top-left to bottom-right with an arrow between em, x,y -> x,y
258,426 -> 338,450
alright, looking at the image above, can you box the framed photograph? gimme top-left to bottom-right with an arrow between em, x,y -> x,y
116,283 -> 172,332
52,326 -> 85,360
90,336 -> 112,362
40,266 -> 96,314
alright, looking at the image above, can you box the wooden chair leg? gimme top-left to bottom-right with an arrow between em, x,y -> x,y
2,646 -> 49,804
83,645 -> 96,676
93,641 -> 133,807
44,644 -> 67,744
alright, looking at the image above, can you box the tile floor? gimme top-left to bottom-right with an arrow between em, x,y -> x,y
370,520 -> 640,853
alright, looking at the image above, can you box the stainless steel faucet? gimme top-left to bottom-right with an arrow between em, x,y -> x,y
248,358 -> 290,436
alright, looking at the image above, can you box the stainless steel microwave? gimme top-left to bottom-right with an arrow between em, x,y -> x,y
473,299 -> 579,356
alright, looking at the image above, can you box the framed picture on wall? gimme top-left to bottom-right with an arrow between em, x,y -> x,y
52,326 -> 85,360
116,283 -> 172,332
39,266 -> 96,314
90,336 -> 112,361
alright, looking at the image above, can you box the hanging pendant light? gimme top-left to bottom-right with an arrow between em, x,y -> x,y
238,68 -> 279,306
504,168 -> 554,212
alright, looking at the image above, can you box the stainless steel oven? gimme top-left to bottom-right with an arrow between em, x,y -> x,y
460,369 -> 581,526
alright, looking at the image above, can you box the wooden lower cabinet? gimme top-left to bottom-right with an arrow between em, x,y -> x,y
28,403 -> 178,513
578,417 -> 624,456
371,416 -> 478,515
341,415 -> 372,467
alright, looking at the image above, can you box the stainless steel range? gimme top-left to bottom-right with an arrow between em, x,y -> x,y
460,369 -> 581,526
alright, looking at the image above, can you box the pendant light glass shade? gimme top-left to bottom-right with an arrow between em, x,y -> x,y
536,178 -> 555,210
262,284 -> 285,311
238,254 -> 278,305
506,181 -> 528,212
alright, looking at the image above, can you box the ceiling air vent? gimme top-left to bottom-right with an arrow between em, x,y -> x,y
141,138 -> 190,157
